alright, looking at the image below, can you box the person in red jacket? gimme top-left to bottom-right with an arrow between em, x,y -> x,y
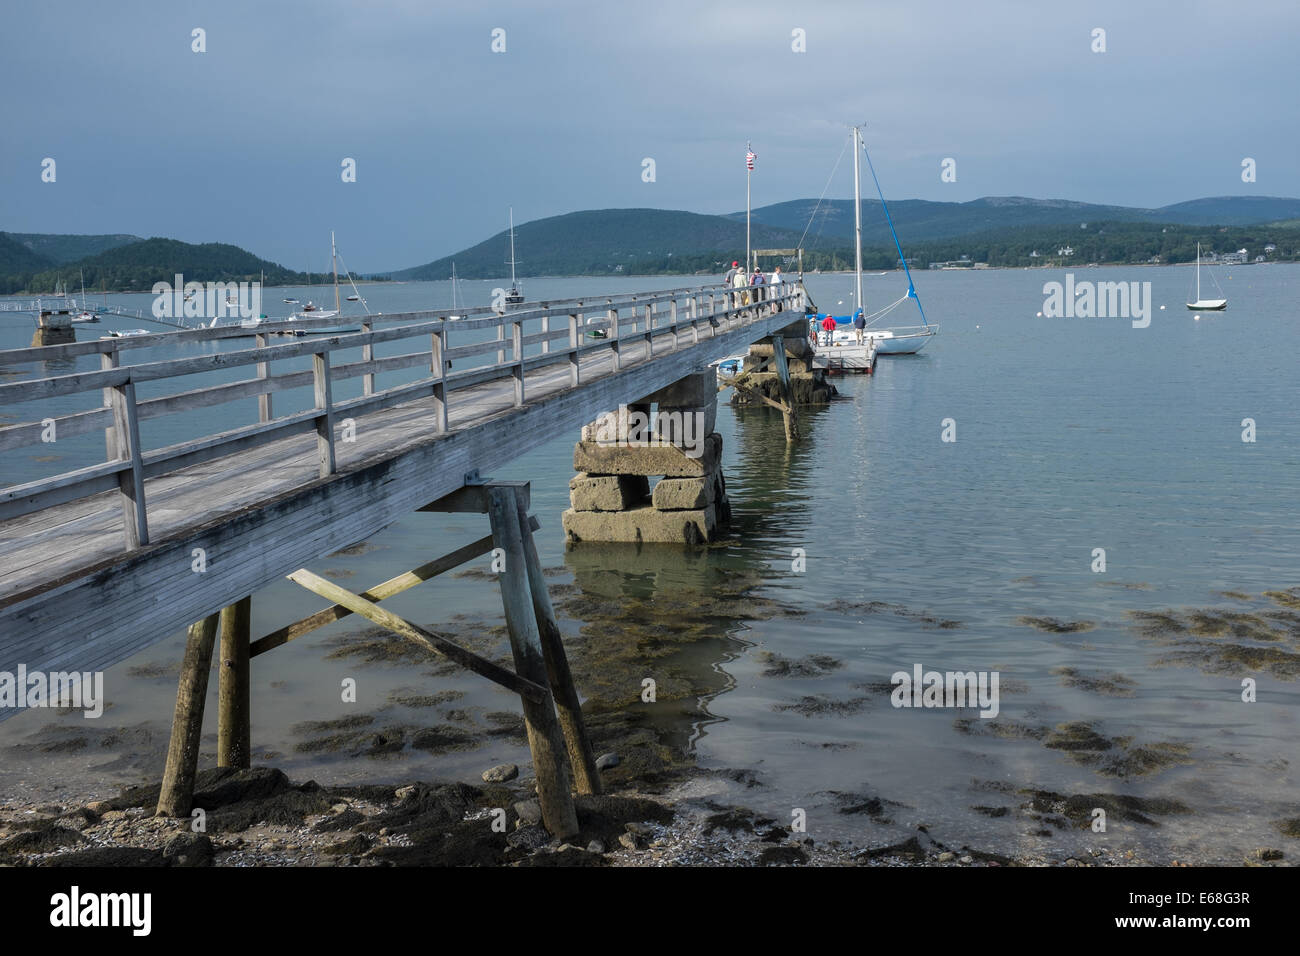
820,314 -> 836,346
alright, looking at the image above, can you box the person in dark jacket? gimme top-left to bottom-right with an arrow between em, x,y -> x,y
853,311 -> 867,344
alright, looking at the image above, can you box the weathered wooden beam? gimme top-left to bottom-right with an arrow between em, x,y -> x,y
514,495 -> 601,796
217,596 -> 251,769
486,487 -> 579,839
312,352 -> 336,478
770,333 -> 801,442
286,568 -> 548,703
255,333 -> 273,423
418,480 -> 530,515
107,379 -> 149,548
248,517 -> 539,658
156,612 -> 220,817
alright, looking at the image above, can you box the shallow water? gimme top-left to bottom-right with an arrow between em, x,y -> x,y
2,266 -> 1297,863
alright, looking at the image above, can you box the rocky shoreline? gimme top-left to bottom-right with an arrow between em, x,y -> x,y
0,759 -> 1225,868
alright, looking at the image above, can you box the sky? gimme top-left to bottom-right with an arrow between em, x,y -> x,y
1,0 -> 1296,273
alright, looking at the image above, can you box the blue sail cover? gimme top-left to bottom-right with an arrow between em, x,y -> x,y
809,312 -> 860,325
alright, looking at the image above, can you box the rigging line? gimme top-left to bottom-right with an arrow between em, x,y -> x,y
797,134 -> 851,251
858,136 -> 929,328
863,294 -> 909,326
334,247 -> 372,315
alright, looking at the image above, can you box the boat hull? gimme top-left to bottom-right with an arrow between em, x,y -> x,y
871,332 -> 934,354
1186,300 -> 1227,311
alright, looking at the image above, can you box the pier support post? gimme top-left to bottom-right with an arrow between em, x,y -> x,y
513,495 -> 602,795
487,487 -> 580,839
770,334 -> 801,442
733,317 -> 835,408
217,596 -> 251,769
156,613 -> 220,817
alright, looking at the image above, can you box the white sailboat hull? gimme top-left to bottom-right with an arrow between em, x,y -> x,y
868,328 -> 937,354
1186,299 -> 1227,311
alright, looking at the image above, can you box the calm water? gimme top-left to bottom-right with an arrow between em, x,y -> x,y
1,265 -> 1297,863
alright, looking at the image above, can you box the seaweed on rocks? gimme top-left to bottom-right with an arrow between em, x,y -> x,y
1052,667 -> 1137,697
755,651 -> 844,678
1016,616 -> 1095,633
1019,789 -> 1191,827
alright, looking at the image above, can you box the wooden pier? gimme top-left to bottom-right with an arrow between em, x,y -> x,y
0,282 -> 810,835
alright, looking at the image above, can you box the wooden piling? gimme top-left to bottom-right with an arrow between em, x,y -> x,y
770,334 -> 801,442
217,596 -> 251,769
156,613 -> 220,817
513,495 -> 602,795
486,486 -> 580,839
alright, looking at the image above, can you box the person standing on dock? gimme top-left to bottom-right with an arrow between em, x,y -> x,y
750,267 -> 766,304
821,314 -> 836,346
853,310 -> 866,344
733,263 -> 750,309
724,260 -> 740,290
769,266 -> 783,311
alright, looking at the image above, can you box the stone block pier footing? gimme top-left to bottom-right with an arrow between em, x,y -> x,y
561,371 -> 730,545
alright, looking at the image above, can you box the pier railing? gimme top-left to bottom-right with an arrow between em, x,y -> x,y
0,283 -> 803,549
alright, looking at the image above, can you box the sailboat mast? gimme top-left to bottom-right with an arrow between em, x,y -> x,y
1196,242 -> 1201,301
852,126 -> 864,320
332,231 -> 341,314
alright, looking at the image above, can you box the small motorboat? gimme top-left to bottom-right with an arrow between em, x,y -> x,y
712,354 -> 744,381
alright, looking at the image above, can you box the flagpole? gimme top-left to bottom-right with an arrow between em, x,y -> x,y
745,141 -> 752,273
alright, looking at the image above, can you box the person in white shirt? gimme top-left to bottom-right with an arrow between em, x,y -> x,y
769,266 -> 783,311
732,263 -> 749,308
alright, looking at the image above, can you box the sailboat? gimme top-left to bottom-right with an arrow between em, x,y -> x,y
284,233 -> 366,334
72,270 -> 98,323
817,126 -> 935,369
504,208 -> 524,305
448,262 -> 465,319
1186,243 -> 1227,311
290,233 -> 342,322
853,129 -> 936,354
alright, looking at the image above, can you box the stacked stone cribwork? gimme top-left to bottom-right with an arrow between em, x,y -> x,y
730,316 -> 835,406
31,311 -> 75,347
562,371 -> 729,546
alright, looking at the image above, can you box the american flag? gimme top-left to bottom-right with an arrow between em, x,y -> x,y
746,149 -> 755,171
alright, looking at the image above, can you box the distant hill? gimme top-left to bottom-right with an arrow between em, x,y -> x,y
3,238 -> 309,295
6,232 -> 141,265
391,208 -> 806,280
1154,196 -> 1300,224
0,232 -> 57,277
730,195 -> 1300,245
390,196 -> 1300,280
